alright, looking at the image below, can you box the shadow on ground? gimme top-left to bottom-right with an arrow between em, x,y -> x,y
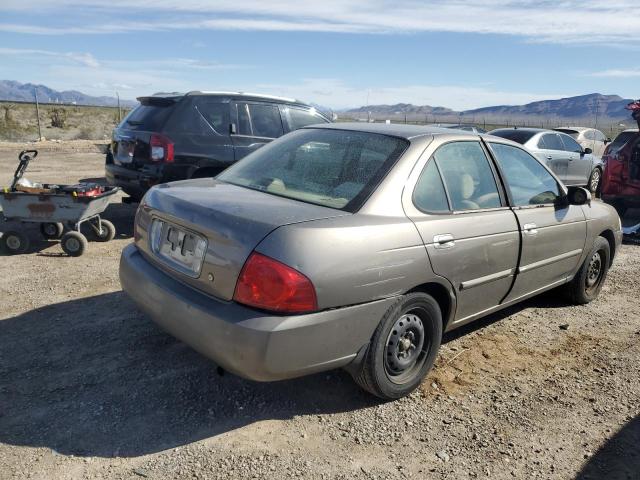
0,283 -> 578,458
0,292 -> 378,457
575,415 -> 640,480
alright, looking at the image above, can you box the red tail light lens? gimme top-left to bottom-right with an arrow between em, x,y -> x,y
234,252 -> 318,313
149,133 -> 174,163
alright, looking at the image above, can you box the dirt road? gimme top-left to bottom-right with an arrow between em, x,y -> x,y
1,143 -> 639,480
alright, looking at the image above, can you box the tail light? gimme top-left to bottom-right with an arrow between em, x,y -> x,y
234,252 -> 318,313
150,133 -> 174,163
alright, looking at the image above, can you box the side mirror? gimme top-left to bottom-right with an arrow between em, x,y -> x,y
229,123 -> 237,135
583,147 -> 593,155
567,186 -> 591,206
604,138 -> 612,144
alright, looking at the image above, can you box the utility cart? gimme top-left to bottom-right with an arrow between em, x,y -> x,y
1,150 -> 120,256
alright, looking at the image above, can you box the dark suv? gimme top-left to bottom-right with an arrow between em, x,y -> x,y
105,91 -> 331,201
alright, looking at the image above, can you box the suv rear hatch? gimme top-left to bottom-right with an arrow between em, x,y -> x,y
111,95 -> 181,169
134,178 -> 349,301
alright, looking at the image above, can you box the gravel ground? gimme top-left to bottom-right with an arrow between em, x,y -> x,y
0,143 -> 639,480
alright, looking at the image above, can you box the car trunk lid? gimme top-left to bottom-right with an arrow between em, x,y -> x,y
136,178 -> 349,300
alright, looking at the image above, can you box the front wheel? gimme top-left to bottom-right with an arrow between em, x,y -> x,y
351,292 -> 442,400
91,219 -> 116,242
588,168 -> 602,196
564,236 -> 610,305
61,231 -> 88,257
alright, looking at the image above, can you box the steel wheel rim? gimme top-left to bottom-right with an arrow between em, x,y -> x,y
6,235 -> 21,250
590,170 -> 600,192
585,251 -> 603,292
384,311 -> 428,384
44,224 -> 57,236
66,237 -> 80,252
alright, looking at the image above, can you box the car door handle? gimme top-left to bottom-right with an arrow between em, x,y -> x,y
523,223 -> 538,235
547,155 -> 553,160
433,234 -> 455,249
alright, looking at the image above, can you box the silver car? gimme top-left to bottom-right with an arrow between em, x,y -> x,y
120,124 -> 622,400
489,128 -> 604,194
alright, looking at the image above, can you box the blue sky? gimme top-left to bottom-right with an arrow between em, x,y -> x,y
1,0 -> 639,110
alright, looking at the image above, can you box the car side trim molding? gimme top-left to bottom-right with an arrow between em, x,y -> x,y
460,268 -> 516,291
518,249 -> 583,274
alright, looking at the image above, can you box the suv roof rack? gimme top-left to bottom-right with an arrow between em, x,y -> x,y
185,90 -> 303,104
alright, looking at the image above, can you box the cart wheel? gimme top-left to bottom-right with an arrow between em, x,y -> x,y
61,231 -> 88,257
40,222 -> 64,240
1,230 -> 30,254
91,219 -> 116,242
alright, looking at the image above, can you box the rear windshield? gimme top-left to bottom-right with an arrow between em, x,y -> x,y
554,129 -> 579,139
609,131 -> 639,153
121,99 -> 177,130
217,128 -> 408,212
489,129 -> 537,145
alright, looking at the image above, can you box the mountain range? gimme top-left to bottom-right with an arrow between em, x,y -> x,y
0,80 -> 137,107
0,81 -> 635,123
344,93 -> 635,124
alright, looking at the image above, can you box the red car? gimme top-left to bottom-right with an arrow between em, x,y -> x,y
601,128 -> 640,217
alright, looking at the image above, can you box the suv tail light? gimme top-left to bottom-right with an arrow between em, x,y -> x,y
150,133 -> 174,163
234,252 -> 318,313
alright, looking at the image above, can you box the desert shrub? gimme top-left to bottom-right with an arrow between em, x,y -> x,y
49,107 -> 68,128
75,125 -> 95,140
1,103 -> 16,125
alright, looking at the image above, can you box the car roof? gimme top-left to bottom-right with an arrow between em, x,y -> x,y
554,126 -> 591,132
138,90 -> 314,107
307,122 -> 469,140
491,127 -> 546,134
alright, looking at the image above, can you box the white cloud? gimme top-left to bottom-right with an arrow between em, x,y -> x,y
588,69 -> 640,78
0,47 -> 99,67
1,1 -> 639,47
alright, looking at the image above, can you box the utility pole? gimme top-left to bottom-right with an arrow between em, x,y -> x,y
34,89 -> 42,140
116,91 -> 122,123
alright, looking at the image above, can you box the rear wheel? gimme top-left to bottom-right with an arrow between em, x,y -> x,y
1,230 -> 29,254
40,222 -> 64,240
351,292 -> 442,400
564,236 -> 610,305
61,231 -> 88,257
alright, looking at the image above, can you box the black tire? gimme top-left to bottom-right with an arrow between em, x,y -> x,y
351,292 -> 443,400
40,222 -> 64,240
588,168 -> 602,197
91,219 -> 116,242
61,231 -> 88,257
564,236 -> 610,305
1,230 -> 30,254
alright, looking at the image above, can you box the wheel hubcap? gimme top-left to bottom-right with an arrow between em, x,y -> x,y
67,238 -> 80,252
591,171 -> 600,192
385,313 -> 426,379
6,235 -> 21,249
586,252 -> 602,288
44,224 -> 56,235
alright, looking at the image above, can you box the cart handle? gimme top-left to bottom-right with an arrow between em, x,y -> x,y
10,150 -> 38,191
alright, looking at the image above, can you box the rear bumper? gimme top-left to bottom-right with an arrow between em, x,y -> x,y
119,244 -> 394,381
105,164 -> 158,199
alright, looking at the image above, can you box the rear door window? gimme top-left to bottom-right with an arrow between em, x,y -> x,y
235,102 -> 284,138
431,142 -> 502,211
282,106 -> 329,131
539,133 -> 564,151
